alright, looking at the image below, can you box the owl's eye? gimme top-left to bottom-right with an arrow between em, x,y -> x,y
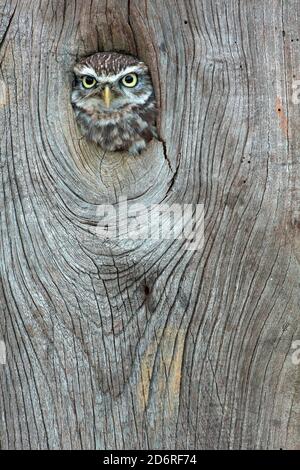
121,73 -> 138,88
82,76 -> 97,89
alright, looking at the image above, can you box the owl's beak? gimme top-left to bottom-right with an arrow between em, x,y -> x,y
103,86 -> 112,108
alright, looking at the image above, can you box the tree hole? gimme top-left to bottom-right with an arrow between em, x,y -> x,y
144,285 -> 150,296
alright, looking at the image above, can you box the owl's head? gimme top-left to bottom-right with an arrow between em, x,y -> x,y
72,52 -> 155,111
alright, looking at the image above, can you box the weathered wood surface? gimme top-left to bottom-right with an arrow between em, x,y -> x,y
0,0 -> 299,449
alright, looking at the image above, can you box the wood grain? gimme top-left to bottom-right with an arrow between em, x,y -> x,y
0,0 -> 299,449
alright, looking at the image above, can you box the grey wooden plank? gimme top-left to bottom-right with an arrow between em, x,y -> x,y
0,0 -> 299,449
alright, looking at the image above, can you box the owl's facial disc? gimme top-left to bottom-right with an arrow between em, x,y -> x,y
73,60 -> 154,112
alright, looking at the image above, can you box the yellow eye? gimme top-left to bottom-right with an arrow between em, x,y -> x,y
121,73 -> 138,88
82,76 -> 97,89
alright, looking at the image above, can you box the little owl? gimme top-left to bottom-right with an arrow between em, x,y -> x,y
72,52 -> 157,156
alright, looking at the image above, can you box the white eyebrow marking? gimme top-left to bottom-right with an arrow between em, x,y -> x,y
75,64 -> 147,83
99,65 -> 146,82
74,66 -> 99,79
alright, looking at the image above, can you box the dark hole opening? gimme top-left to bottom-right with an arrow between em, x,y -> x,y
144,285 -> 150,296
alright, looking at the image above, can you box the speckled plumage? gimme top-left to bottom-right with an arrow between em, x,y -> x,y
72,52 -> 157,155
